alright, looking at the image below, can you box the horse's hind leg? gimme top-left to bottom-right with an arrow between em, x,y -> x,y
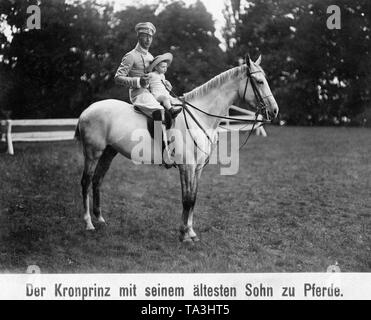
81,156 -> 99,230
92,145 -> 117,224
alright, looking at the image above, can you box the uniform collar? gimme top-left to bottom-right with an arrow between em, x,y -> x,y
135,43 -> 149,55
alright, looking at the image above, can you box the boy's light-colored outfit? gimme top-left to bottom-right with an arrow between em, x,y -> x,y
148,71 -> 172,101
146,52 -> 182,118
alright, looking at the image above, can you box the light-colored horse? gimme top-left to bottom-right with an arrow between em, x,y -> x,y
75,56 -> 278,242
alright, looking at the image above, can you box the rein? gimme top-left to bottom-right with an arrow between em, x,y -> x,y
162,76 -> 271,125
161,66 -> 272,158
182,104 -> 213,158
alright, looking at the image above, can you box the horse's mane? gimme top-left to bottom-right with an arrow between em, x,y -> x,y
184,65 -> 248,101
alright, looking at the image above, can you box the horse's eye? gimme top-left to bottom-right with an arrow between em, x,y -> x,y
252,77 -> 264,85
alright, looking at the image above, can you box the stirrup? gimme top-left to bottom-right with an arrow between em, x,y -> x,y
160,155 -> 177,169
160,142 -> 177,169
160,163 -> 176,169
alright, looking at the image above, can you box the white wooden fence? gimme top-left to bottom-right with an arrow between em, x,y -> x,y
0,106 -> 266,155
0,119 -> 78,155
218,105 -> 267,136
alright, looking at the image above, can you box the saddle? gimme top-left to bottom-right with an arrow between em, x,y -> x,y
133,107 -> 173,139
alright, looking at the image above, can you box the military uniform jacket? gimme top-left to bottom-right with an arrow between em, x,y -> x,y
115,43 -> 155,102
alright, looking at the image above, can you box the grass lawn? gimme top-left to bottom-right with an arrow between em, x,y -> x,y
0,126 -> 370,272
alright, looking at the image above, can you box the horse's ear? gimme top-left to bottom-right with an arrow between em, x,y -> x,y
255,54 -> 262,66
245,53 -> 252,68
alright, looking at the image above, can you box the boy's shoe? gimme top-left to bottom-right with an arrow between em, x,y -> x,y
169,106 -> 182,118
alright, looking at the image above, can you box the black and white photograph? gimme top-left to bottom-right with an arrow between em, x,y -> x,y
0,0 -> 370,298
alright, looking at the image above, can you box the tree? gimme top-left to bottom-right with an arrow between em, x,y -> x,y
0,0 -> 228,118
0,0 -> 116,118
153,0 -> 227,94
112,0 -> 227,95
223,0 -> 371,125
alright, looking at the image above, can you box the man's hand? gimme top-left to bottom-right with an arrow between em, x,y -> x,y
140,74 -> 150,88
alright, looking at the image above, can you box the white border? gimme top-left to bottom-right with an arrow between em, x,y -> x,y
0,273 -> 370,300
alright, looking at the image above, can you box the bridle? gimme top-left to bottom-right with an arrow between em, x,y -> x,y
233,66 -> 275,149
242,67 -> 274,122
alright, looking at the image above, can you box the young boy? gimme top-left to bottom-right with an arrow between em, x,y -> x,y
147,52 -> 182,118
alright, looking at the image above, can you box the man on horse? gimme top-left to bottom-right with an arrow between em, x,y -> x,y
114,22 -> 182,119
114,22 -> 181,166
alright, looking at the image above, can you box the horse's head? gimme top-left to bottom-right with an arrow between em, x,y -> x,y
238,54 -> 279,120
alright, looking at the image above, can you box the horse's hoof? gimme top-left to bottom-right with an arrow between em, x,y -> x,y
86,225 -> 95,231
182,238 -> 194,245
97,217 -> 106,224
179,235 -> 193,243
191,236 -> 200,242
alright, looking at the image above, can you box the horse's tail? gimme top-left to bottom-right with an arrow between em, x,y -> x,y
74,119 -> 81,141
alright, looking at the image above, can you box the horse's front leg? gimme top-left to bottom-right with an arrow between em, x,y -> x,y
178,164 -> 203,242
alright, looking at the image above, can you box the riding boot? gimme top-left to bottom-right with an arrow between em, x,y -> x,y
152,109 -> 174,168
161,124 -> 174,168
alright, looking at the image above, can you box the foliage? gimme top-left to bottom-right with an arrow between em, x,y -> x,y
0,0 -> 370,125
153,1 -> 227,93
0,0 -> 226,118
223,0 -> 371,125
